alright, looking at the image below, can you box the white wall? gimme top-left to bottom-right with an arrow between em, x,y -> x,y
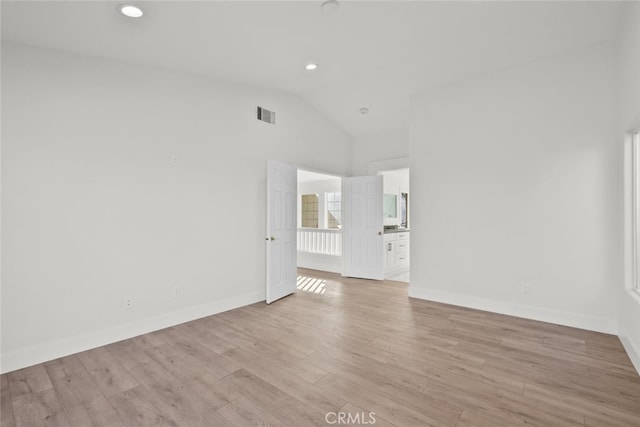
409,42 -> 620,334
618,1 -> 640,373
0,42 -> 352,373
297,252 -> 342,275
352,129 -> 409,176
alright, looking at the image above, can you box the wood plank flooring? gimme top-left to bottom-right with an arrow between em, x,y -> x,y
2,268 -> 640,426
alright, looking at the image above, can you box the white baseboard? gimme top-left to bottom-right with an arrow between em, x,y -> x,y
619,335 -> 640,375
408,287 -> 617,335
385,266 -> 410,279
297,261 -> 342,274
0,291 -> 264,374
297,252 -> 342,274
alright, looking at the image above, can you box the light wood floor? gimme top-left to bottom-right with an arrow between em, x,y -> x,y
2,268 -> 640,426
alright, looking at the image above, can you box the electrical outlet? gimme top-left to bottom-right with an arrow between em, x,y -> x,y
124,296 -> 133,309
522,283 -> 529,295
170,155 -> 179,168
173,286 -> 181,298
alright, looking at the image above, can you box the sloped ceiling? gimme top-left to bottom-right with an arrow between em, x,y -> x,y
1,1 -> 624,137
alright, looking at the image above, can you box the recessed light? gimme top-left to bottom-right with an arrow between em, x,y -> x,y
321,0 -> 340,13
360,107 -> 369,115
119,4 -> 144,18
305,63 -> 318,71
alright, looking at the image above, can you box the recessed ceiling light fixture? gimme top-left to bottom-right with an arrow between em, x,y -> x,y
305,63 -> 318,71
119,4 -> 144,18
321,0 -> 340,13
360,107 -> 369,115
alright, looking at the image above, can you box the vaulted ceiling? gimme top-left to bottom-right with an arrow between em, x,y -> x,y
1,1 -> 625,138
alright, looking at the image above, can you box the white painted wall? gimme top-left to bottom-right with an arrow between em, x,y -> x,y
297,252 -> 342,275
408,43 -> 620,334
618,1 -> 640,373
0,42 -> 352,373
352,129 -> 409,176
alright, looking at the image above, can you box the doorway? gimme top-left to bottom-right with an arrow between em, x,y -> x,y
296,169 -> 343,274
379,168 -> 410,283
297,169 -> 385,281
266,162 -> 391,304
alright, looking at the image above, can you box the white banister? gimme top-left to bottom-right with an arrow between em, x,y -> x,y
297,228 -> 342,256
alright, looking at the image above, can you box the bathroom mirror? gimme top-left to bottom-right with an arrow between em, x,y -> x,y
383,194 -> 397,218
401,192 -> 408,228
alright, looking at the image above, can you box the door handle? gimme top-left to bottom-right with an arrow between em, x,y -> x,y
270,236 -> 276,241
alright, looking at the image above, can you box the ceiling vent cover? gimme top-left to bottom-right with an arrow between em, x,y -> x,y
257,106 -> 276,125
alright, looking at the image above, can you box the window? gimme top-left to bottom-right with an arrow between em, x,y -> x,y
301,194 -> 318,228
632,131 -> 640,291
326,192 -> 341,229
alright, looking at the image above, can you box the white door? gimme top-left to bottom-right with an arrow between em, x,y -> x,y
343,175 -> 384,280
266,160 -> 297,304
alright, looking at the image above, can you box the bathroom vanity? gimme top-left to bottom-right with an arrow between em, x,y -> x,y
384,226 -> 410,276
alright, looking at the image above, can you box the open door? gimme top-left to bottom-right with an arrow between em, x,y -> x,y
266,160 -> 297,304
343,175 -> 384,280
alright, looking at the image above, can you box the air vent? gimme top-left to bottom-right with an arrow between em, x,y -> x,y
257,106 -> 276,125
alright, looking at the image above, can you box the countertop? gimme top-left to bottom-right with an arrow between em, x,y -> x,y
384,229 -> 410,234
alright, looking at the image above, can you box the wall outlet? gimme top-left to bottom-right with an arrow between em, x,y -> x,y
522,283 -> 529,295
173,286 -> 181,298
124,296 -> 133,309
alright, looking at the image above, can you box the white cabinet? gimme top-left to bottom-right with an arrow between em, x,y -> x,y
395,233 -> 409,265
384,236 -> 395,269
384,232 -> 410,275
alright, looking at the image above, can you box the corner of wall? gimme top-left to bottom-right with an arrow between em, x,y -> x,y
618,291 -> 640,375
617,0 -> 640,376
408,287 -> 618,336
620,334 -> 640,375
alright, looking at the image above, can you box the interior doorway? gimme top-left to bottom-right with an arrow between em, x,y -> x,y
268,163 -> 401,302
295,167 -> 408,282
379,168 -> 410,283
296,168 -> 387,281
296,169 -> 344,275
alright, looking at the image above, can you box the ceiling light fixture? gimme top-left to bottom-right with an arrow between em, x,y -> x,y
305,63 -> 318,71
119,4 -> 144,18
321,0 -> 340,13
360,107 -> 369,115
